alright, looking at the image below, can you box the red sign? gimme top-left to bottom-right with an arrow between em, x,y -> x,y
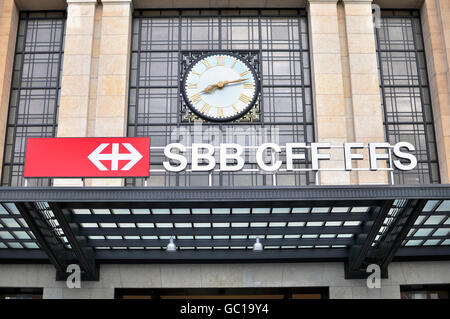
24,137 -> 150,178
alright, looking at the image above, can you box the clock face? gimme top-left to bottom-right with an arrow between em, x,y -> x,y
181,53 -> 259,122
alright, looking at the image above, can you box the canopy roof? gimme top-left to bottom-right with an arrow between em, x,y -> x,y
0,185 -> 449,280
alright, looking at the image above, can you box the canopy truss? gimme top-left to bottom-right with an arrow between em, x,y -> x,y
0,185 -> 449,280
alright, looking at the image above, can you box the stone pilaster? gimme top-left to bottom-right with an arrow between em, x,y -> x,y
54,0 -> 97,187
0,0 -> 18,176
58,0 -> 97,138
342,0 -> 387,184
337,3 -> 358,185
421,0 -> 450,183
94,0 -> 132,138
90,0 -> 133,186
88,5 -> 103,137
308,0 -> 350,185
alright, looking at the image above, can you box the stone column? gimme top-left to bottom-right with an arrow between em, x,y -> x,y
337,3 -> 358,185
421,0 -> 450,183
94,0 -> 132,138
54,0 -> 97,187
342,0 -> 387,184
0,0 -> 18,176
90,0 -> 133,186
308,0 -> 350,185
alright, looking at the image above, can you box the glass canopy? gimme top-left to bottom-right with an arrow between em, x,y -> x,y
0,185 -> 449,280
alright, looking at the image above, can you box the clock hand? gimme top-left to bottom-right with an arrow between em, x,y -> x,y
222,78 -> 247,86
200,83 -> 219,94
200,78 -> 247,94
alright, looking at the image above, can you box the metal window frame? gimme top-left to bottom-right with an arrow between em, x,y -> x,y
375,10 -> 440,184
126,8 -> 314,187
1,11 -> 66,187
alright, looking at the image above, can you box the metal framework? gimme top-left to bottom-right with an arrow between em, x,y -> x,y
346,200 -> 395,278
48,203 -> 99,280
179,50 -> 262,123
15,202 -> 69,273
0,185 -> 449,280
127,9 -> 314,187
1,12 -> 66,187
376,10 -> 440,184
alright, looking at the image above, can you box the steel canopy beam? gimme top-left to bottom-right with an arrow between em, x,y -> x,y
378,199 -> 428,271
15,203 -> 72,273
79,225 -> 371,237
49,203 -> 99,281
87,237 -> 355,248
396,246 -> 450,259
94,248 -> 349,262
70,212 -> 372,223
1,185 -> 450,204
0,249 -> 50,261
345,201 -> 394,279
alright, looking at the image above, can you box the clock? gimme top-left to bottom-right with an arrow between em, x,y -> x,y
181,53 -> 259,122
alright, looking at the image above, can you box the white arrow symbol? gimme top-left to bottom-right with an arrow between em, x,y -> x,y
88,143 -> 143,171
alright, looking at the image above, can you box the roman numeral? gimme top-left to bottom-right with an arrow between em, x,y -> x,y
187,83 -> 198,89
240,70 -> 250,77
191,70 -> 201,77
232,104 -> 240,113
217,107 -> 224,118
216,56 -> 225,66
243,83 -> 254,89
231,59 -> 237,69
200,103 -> 211,114
202,59 -> 212,69
238,94 -> 251,105
190,93 -> 202,104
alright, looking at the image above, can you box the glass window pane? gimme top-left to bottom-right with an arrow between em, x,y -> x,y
2,13 -> 65,186
127,10 -> 313,187
376,12 -> 439,185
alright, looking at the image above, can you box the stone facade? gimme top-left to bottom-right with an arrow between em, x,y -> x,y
89,0 -> 132,187
58,0 -> 96,139
94,0 -> 132,139
0,0 -> 449,300
53,0 -> 97,187
421,0 -> 450,183
342,0 -> 387,184
309,0 -> 351,185
1,261 -> 450,299
0,0 -> 447,186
